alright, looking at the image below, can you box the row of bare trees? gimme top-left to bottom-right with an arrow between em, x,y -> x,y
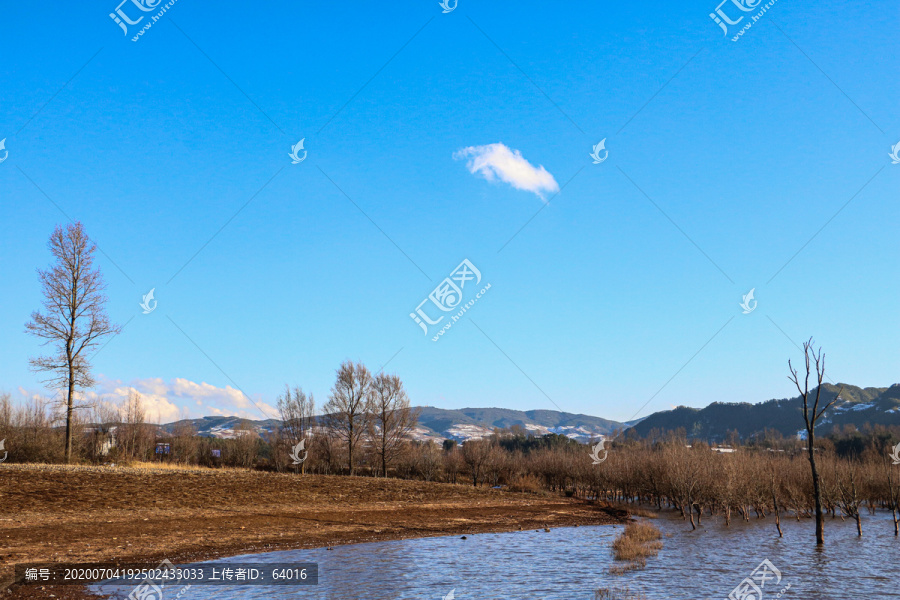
0,358 -> 418,475
296,427 -> 900,542
581,437 -> 900,538
318,360 -> 418,476
4,385 -> 900,541
0,389 -> 155,464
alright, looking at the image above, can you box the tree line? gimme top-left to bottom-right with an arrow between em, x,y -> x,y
274,359 -> 419,476
3,383 -> 899,541
0,357 -> 420,478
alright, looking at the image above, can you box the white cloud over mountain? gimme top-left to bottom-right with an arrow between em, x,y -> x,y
83,377 -> 277,423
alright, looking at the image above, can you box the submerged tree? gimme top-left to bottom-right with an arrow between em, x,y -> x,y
25,223 -> 120,463
788,338 -> 842,545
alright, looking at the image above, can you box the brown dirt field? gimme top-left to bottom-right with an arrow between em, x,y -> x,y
0,464 -> 626,599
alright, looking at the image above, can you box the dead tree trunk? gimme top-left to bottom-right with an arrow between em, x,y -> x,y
789,339 -> 841,546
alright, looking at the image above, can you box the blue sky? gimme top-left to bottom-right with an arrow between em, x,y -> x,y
0,0 -> 897,423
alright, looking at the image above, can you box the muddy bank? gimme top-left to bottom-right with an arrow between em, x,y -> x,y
1,464 -> 626,599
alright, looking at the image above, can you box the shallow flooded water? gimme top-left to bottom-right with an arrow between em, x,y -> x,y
94,510 -> 900,599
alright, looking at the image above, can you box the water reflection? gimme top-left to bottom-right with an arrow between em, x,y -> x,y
93,511 -> 900,599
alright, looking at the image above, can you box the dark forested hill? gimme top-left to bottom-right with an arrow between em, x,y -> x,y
627,383 -> 900,441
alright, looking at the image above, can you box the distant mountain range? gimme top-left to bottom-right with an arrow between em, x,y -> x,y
628,383 -> 900,441
411,406 -> 621,441
157,383 -> 900,443
160,407 -> 622,442
160,416 -> 281,440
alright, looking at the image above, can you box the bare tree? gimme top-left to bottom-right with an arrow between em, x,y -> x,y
835,460 -> 863,537
322,360 -> 372,475
231,420 -> 260,469
886,453 -> 900,536
769,458 -> 784,538
308,430 -> 344,475
484,444 -> 511,488
443,444 -> 463,484
117,390 -> 152,461
171,418 -> 200,465
86,397 -> 118,463
788,338 -> 842,545
277,385 -> 316,473
8,395 -> 62,462
25,223 -> 120,462
462,439 -> 493,487
0,392 -> 12,432
367,372 -> 418,477
417,442 -> 443,482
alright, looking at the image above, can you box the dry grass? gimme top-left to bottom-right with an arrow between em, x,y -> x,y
610,520 -> 663,572
607,502 -> 658,519
506,474 -> 545,494
122,460 -> 245,472
595,587 -> 648,600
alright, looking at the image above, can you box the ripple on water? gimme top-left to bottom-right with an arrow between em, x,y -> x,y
92,511 -> 900,600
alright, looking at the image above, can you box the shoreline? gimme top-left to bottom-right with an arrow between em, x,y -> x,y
2,464 -> 627,599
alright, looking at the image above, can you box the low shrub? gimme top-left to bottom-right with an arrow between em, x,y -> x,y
610,520 -> 663,572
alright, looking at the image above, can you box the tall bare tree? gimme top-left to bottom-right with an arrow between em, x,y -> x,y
367,372 -> 418,477
25,223 -> 120,462
323,360 -> 372,475
788,338 -> 842,545
277,385 -> 316,473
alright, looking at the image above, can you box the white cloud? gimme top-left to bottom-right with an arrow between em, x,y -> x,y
13,377 -> 278,424
88,377 -> 278,423
454,143 -> 559,200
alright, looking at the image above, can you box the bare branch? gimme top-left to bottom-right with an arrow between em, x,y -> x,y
24,222 -> 120,462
